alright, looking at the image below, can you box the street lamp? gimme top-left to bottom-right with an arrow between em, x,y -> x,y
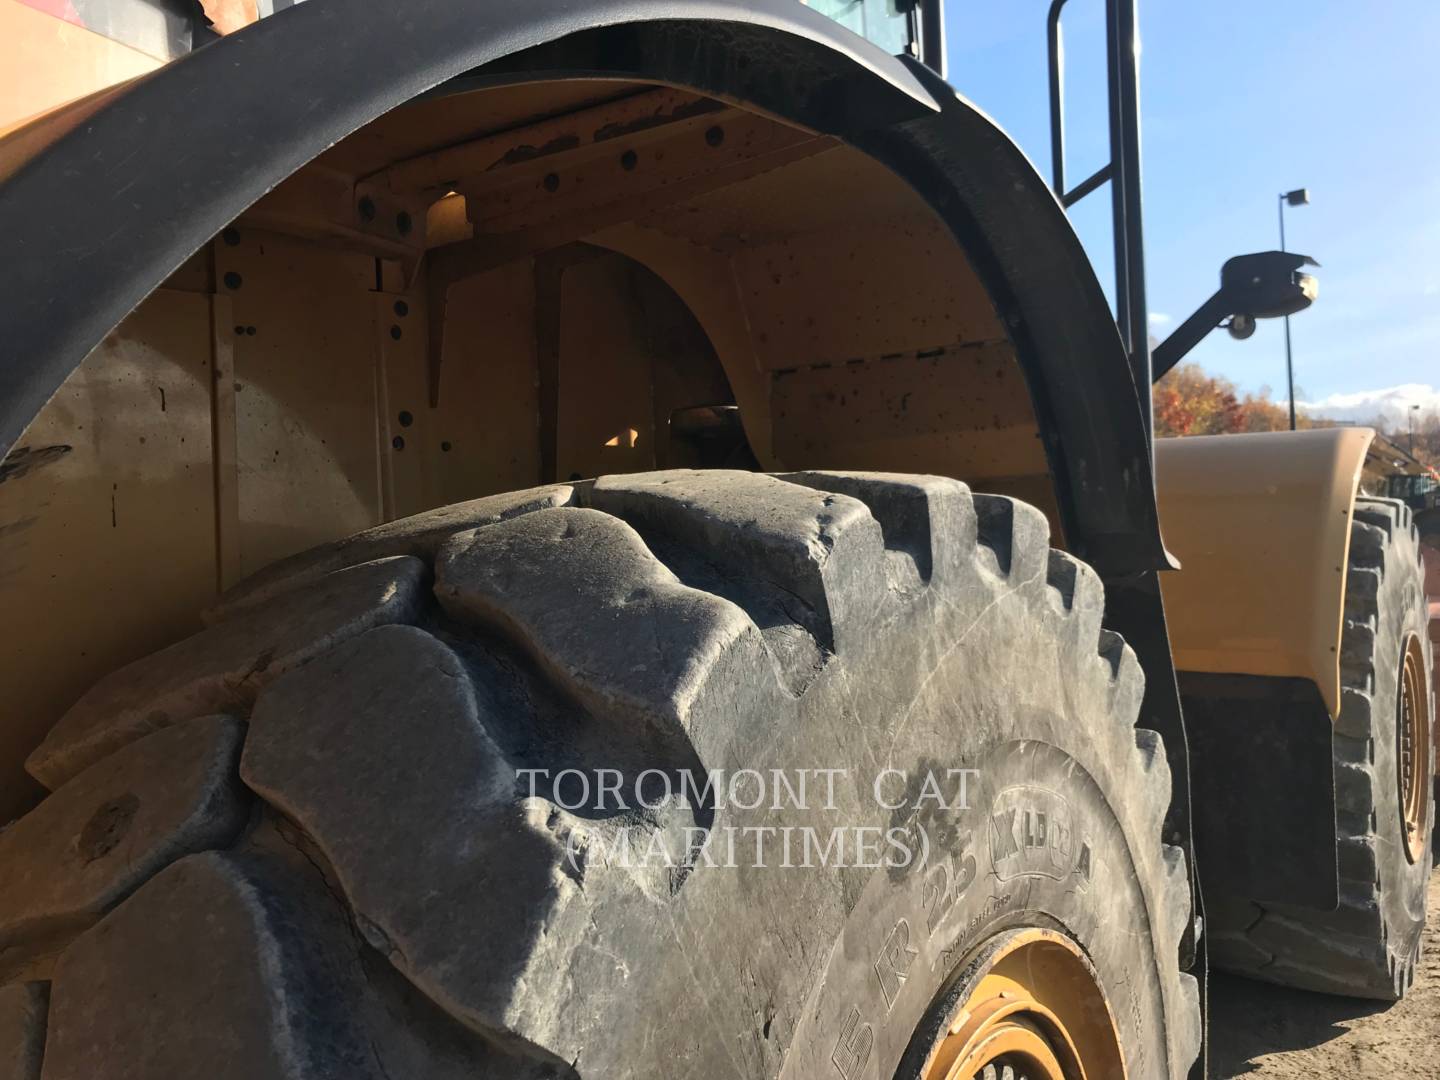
1279,188 -> 1310,430
1411,403 -> 1421,456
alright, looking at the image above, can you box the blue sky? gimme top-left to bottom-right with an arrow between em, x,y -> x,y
945,1 -> 1440,418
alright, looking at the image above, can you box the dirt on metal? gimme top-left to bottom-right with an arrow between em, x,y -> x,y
1210,866 -> 1440,1077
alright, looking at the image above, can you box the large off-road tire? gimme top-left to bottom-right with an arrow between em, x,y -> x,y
1208,495 -> 1435,999
3,471 -> 1200,1078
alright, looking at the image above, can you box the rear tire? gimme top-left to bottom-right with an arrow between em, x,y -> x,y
1208,496 -> 1435,999
5,472 -> 1200,1077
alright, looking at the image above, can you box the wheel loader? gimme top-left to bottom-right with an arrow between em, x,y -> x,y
0,1 -> 1431,1077
1362,431 -> 1440,516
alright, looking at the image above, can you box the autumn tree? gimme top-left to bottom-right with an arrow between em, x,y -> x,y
1369,409 -> 1440,469
1234,389 -> 1294,432
1153,363 -> 1321,436
1153,363 -> 1243,435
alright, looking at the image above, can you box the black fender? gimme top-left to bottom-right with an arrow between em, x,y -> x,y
0,0 -> 1167,577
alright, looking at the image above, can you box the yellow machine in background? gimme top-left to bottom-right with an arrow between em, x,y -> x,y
1362,430 -> 1440,516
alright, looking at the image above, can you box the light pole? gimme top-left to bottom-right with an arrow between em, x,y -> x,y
1411,404 -> 1420,456
1279,188 -> 1310,430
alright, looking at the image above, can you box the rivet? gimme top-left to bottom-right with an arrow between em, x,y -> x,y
621,149 -> 639,171
543,173 -> 561,193
395,210 -> 413,236
222,227 -> 241,247
357,196 -> 377,222
223,271 -> 243,290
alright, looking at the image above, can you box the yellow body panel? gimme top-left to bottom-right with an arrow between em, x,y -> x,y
0,0 -> 159,138
1156,427 -> 1375,719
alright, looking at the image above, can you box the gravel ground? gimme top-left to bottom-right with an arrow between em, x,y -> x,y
1209,867 -> 1440,1077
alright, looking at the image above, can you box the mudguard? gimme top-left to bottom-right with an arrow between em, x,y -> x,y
1157,428 -> 1375,910
1156,427 -> 1375,719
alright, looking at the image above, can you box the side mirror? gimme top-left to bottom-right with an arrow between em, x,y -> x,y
1220,251 -> 1320,320
1153,250 -> 1320,381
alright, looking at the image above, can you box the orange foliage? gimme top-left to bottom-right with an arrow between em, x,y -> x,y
1153,363 -> 1316,436
199,0 -> 258,34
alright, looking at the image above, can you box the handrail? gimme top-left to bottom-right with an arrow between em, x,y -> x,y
1046,0 -> 1072,202
1046,0 -> 1152,443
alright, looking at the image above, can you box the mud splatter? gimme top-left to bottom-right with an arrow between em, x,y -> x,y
0,445 -> 72,485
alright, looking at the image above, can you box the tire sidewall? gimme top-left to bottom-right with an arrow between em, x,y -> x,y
778,731 -> 1171,1080
1373,525 -> 1434,951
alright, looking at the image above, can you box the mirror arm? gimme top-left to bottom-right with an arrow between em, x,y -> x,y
1152,291 -> 1232,383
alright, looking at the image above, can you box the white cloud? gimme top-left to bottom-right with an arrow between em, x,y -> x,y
1299,383 -> 1440,424
1148,312 -> 1172,326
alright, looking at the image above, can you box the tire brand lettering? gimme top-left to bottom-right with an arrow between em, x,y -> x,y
989,786 -> 1093,886
990,807 -> 1019,859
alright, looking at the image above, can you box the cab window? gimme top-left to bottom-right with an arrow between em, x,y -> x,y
807,0 -> 915,57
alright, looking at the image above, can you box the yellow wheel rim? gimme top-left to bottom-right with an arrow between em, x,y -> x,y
1398,633 -> 1431,865
916,929 -> 1125,1080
